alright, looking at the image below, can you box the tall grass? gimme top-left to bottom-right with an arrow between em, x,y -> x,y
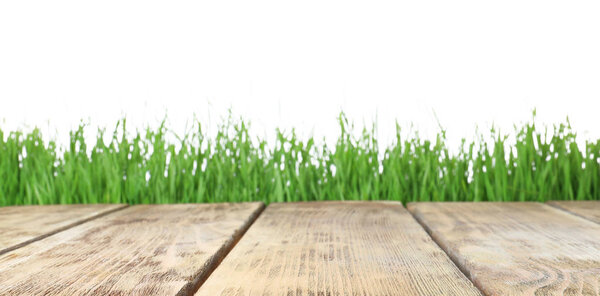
1,113 -> 599,205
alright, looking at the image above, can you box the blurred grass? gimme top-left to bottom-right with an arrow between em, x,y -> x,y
1,113 -> 599,205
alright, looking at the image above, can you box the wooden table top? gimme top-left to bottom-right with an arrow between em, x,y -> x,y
0,201 -> 598,296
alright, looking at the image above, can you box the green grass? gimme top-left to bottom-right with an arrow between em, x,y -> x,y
1,113 -> 599,205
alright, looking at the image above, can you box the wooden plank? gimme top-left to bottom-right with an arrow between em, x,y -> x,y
408,202 -> 600,296
0,202 -> 264,296
547,200 -> 600,224
0,204 -> 127,255
196,202 -> 482,296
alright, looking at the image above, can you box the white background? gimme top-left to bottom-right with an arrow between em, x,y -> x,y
1,0 -> 599,148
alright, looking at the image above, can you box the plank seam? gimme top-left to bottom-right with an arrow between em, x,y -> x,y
177,202 -> 267,296
406,205 -> 487,296
545,202 -> 600,225
0,204 -> 129,256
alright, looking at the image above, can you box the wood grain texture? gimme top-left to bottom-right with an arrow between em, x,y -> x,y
408,202 -> 600,296
196,201 -> 482,296
547,201 -> 600,224
0,204 -> 127,255
0,202 -> 264,296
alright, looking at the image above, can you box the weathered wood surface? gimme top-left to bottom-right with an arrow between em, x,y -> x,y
0,204 -> 127,255
547,200 -> 600,224
408,202 -> 600,296
0,203 -> 264,296
196,201 -> 482,296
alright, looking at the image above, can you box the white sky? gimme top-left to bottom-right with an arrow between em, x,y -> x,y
1,0 -> 599,149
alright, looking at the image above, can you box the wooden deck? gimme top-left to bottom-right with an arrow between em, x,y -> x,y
0,201 -> 598,295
